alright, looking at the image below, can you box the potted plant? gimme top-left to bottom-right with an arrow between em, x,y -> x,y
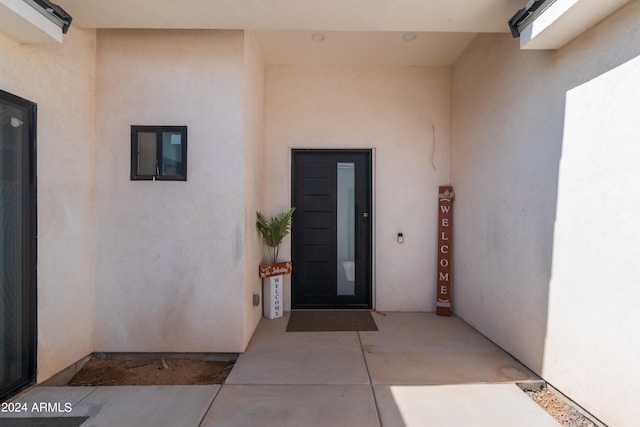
256,207 -> 295,319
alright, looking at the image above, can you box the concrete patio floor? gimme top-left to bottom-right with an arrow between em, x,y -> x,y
1,312 -> 560,426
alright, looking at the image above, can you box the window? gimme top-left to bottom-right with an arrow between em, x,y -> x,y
131,126 -> 187,181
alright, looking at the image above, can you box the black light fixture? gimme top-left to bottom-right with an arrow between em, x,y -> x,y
508,0 -> 556,38
23,0 -> 72,34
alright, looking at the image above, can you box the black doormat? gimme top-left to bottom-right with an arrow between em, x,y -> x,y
0,417 -> 88,427
286,311 -> 378,332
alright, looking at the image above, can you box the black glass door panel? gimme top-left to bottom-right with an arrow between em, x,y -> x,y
0,90 -> 37,401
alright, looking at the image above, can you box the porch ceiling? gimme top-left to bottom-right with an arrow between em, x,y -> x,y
55,0 -> 518,32
55,0 -> 520,66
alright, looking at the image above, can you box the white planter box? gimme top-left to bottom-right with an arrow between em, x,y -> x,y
263,275 -> 283,319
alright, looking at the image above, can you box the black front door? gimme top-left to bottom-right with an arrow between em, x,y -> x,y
291,150 -> 372,309
0,90 -> 37,401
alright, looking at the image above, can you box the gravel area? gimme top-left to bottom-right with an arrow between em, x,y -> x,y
523,383 -> 600,427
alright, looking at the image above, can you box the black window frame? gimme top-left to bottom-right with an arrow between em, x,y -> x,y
131,125 -> 187,181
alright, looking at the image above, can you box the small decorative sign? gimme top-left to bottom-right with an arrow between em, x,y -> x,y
436,186 -> 454,316
263,275 -> 283,319
260,262 -> 291,319
259,261 -> 292,278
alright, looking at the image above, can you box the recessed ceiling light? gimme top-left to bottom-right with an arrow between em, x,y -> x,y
311,33 -> 326,42
402,32 -> 417,42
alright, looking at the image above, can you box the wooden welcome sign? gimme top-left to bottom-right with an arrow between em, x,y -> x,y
259,261 -> 292,278
436,186 -> 454,316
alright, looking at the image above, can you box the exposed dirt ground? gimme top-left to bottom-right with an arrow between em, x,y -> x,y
67,357 -> 235,386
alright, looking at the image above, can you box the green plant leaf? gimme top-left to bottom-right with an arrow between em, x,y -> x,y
256,207 -> 295,264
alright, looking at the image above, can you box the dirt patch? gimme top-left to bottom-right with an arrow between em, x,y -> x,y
67,357 -> 234,386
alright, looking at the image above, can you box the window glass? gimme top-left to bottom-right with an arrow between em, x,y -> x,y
137,132 -> 157,176
161,132 -> 183,176
337,162 -> 356,296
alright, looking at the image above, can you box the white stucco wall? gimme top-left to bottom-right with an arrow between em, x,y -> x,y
451,2 -> 640,425
265,65 -> 451,311
0,28 -> 97,381
241,31 -> 266,346
95,30 -> 248,352
451,35 -> 556,374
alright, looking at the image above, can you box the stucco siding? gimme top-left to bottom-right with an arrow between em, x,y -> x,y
451,2 -> 640,425
265,65 -> 451,311
241,31 -> 266,347
0,28 -> 97,382
95,30 -> 247,352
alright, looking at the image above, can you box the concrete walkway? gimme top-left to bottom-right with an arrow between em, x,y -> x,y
1,313 -> 560,426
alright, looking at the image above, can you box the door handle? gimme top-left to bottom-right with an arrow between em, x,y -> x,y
356,211 -> 368,261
